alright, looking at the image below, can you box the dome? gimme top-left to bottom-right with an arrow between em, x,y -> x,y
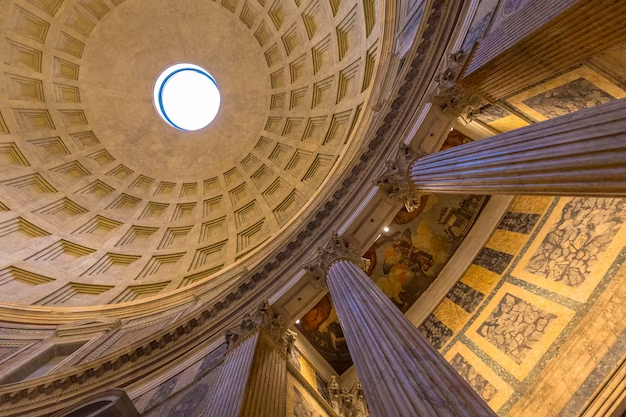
0,0 -> 381,310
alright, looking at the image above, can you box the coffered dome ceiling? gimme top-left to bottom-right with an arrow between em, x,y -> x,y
0,0 -> 381,306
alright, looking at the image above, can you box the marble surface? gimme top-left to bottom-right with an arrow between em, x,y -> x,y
421,196 -> 626,416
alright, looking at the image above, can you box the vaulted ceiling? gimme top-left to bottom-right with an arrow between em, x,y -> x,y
0,0 -> 381,306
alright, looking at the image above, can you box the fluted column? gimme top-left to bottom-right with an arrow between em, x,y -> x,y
409,98 -> 626,195
376,98 -> 626,198
307,235 -> 496,417
459,0 -> 626,102
203,302 -> 288,417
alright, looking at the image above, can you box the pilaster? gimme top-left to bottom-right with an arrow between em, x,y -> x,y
203,301 -> 289,417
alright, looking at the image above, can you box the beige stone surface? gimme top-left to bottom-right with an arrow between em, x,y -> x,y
0,0 -> 380,306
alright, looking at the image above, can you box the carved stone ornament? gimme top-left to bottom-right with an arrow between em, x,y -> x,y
283,329 -> 297,356
430,50 -> 488,122
433,50 -> 468,90
431,85 -> 488,122
328,376 -> 369,417
225,300 -> 286,349
305,233 -> 364,287
374,143 -> 427,212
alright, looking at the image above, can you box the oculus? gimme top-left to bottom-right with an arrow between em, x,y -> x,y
153,63 -> 221,131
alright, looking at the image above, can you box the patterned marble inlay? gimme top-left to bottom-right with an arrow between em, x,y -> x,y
316,372 -> 331,403
498,212 -> 541,234
446,281 -> 485,313
502,0 -> 530,16
145,375 -> 179,410
521,78 -> 615,119
524,198 -> 626,287
474,247 -> 514,275
477,293 -> 556,365
474,104 -> 511,123
287,374 -> 331,417
450,353 -> 498,402
419,314 -> 453,349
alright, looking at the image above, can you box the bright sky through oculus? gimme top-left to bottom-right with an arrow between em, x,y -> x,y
154,63 -> 221,131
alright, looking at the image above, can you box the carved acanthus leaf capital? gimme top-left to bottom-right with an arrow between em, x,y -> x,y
374,143 -> 427,212
433,50 -> 468,89
225,300 -> 286,349
431,85 -> 488,123
328,377 -> 369,417
430,50 -> 488,122
305,233 -> 363,287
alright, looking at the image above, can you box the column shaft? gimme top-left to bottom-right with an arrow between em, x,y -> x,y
459,0 -> 626,101
203,329 -> 287,417
410,98 -> 626,196
327,259 -> 495,417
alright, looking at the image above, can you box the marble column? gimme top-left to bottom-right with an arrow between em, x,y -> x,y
378,98 -> 626,197
306,234 -> 496,417
459,0 -> 626,102
203,301 -> 288,417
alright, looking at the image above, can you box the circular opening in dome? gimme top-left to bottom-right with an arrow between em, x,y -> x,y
153,63 -> 221,131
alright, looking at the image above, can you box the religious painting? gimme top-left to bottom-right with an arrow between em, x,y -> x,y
296,294 -> 352,374
364,193 -> 488,312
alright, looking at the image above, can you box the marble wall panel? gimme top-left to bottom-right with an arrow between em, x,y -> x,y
133,343 -> 227,415
473,104 -> 529,133
287,373 -> 332,417
461,0 -> 501,51
422,196 -> 626,416
143,365 -> 223,417
504,66 -> 626,122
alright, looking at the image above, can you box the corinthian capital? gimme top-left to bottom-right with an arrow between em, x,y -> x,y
430,50 -> 488,122
374,143 -> 426,212
225,300 -> 286,349
305,233 -> 363,287
329,376 -> 369,417
431,85 -> 488,122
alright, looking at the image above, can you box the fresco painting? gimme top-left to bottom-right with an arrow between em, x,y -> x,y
296,294 -> 351,374
365,194 -> 487,312
298,192 -> 488,373
297,131 -> 487,374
